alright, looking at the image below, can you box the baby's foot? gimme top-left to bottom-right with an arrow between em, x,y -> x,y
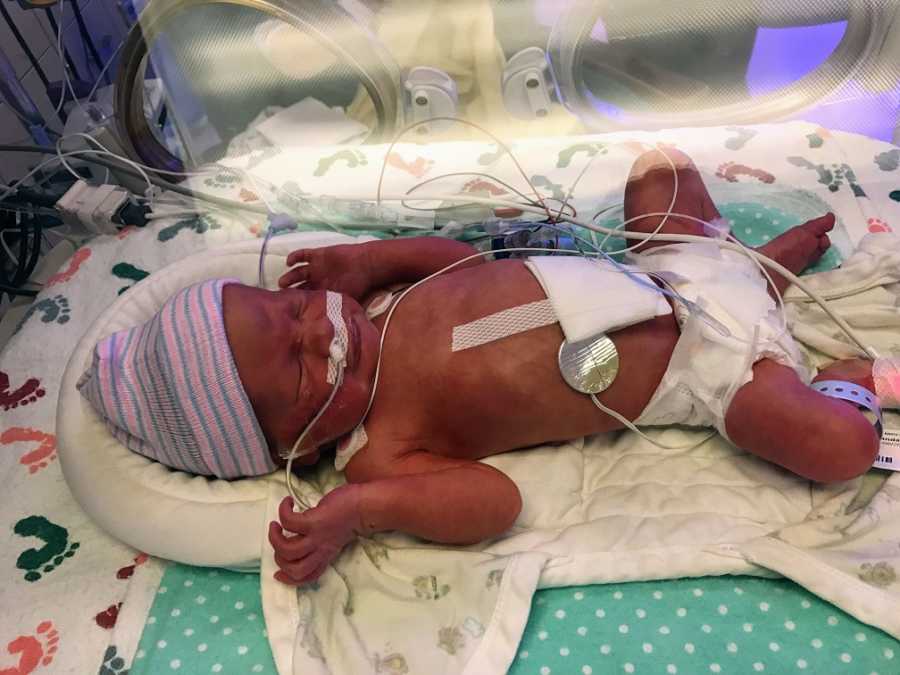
755,214 -> 834,295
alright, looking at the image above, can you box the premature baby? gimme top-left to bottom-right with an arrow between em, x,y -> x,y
80,149 -> 894,586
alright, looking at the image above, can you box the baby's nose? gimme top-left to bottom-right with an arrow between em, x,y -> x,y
305,312 -> 336,358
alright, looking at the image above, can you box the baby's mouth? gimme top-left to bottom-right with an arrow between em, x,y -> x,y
348,314 -> 360,371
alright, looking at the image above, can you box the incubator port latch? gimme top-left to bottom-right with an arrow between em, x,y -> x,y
502,47 -> 555,120
404,67 -> 459,134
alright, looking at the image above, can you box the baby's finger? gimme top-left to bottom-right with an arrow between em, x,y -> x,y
274,562 -> 326,586
268,522 -> 313,559
274,549 -> 315,572
279,496 -> 312,534
274,570 -> 313,587
276,552 -> 323,584
278,267 -> 310,289
286,249 -> 314,267
296,561 -> 328,585
274,570 -> 299,586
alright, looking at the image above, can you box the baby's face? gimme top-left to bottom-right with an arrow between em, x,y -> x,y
222,284 -> 380,466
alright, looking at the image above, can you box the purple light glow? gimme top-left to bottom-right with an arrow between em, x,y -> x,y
747,21 -> 899,141
746,22 -> 847,96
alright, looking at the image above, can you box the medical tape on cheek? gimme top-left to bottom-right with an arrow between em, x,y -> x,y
325,291 -> 348,384
873,356 -> 900,409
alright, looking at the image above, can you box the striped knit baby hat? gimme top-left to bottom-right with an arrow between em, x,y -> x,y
77,278 -> 276,478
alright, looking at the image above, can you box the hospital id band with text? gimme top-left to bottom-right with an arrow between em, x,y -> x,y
875,428 -> 899,472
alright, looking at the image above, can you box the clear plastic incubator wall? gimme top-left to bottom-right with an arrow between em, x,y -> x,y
113,0 -> 899,174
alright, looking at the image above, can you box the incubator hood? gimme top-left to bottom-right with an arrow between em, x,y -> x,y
113,0 -> 900,173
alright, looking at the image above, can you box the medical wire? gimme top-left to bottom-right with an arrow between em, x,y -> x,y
55,139 -> 156,195
60,132 -> 284,213
554,142 -> 604,226
51,1 -> 69,117
1,229 -> 21,266
0,151 -> 99,204
369,192 -> 876,359
0,128 -> 874,374
561,147 -> 789,346
401,172 -> 544,213
284,368 -> 345,509
375,117 -> 555,222
368,124 -> 827,353
43,118 -> 845,375
0,145 -> 269,215
85,41 -> 126,103
345,245 -> 717,453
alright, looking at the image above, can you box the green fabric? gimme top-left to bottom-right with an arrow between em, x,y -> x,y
582,190 -> 844,275
130,565 -> 277,675
510,576 -> 899,675
132,566 -> 900,675
720,202 -> 842,273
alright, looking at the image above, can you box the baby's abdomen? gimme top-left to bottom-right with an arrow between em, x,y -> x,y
424,312 -> 680,460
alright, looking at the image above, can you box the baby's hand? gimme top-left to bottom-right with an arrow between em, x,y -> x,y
278,244 -> 373,300
268,488 -> 362,586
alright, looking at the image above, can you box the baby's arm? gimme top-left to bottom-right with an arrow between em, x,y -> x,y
269,453 -> 521,585
353,452 -> 522,544
364,237 -> 484,288
278,237 -> 482,299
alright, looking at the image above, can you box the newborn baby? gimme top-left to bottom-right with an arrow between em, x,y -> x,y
81,150 -> 891,586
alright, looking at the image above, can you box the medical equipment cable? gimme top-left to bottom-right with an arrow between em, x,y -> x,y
380,143 -> 736,340
50,1 -> 80,119
371,192 -> 876,359
368,126 -> 852,351
85,41 -> 126,103
59,132 -> 287,214
275,147 -> 718,496
376,117 -> 555,221
565,149 -> 791,348
348,245 -> 717,453
55,139 -> 150,190
1,139 -> 871,357
0,145 -> 269,215
553,139 -> 605,226
400,172 -> 546,213
266,131 -> 874,517
284,368 -> 345,509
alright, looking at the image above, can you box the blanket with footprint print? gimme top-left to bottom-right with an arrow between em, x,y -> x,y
2,121 -> 900,675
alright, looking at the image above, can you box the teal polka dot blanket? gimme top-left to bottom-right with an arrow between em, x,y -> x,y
128,569 -> 899,675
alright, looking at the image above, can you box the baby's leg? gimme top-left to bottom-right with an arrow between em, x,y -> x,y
724,359 -> 879,482
624,148 -> 722,251
624,149 -> 835,296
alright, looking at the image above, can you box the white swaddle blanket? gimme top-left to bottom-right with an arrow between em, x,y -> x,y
261,234 -> 900,675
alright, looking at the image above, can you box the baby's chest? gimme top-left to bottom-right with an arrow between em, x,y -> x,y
371,318 -> 600,457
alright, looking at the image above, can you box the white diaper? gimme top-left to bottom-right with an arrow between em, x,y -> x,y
525,256 -> 672,342
629,243 -> 814,441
